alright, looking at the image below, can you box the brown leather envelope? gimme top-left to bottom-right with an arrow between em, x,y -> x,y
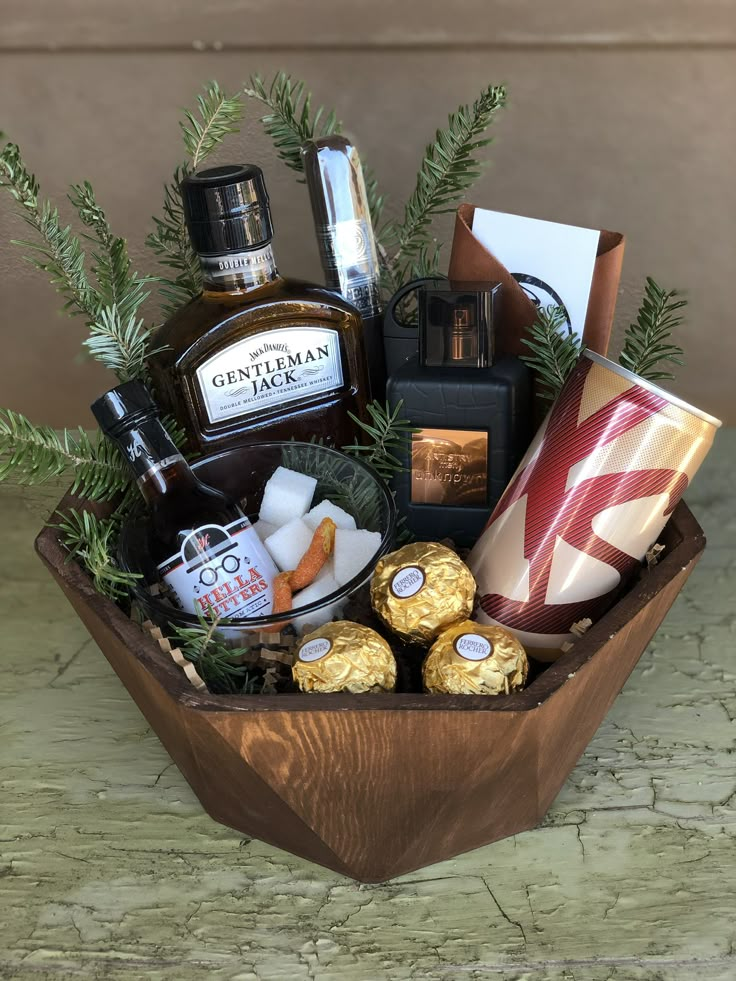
447,204 -> 625,357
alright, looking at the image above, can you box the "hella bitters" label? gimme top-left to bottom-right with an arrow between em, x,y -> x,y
196,326 -> 344,424
157,517 -> 278,620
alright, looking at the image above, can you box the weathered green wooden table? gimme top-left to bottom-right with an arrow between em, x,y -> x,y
2,433 -> 735,981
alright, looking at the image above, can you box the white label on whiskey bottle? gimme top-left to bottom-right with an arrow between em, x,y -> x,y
196,326 -> 344,424
454,634 -> 493,661
157,516 -> 278,621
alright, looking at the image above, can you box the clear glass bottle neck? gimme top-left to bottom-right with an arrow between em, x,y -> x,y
199,242 -> 280,294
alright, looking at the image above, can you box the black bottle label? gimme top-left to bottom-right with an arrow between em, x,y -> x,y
195,325 -> 344,424
116,421 -> 182,484
410,428 -> 489,508
157,517 -> 278,620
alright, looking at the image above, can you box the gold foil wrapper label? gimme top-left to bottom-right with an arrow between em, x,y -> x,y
390,566 -> 426,598
454,633 -> 492,661
423,620 -> 528,695
293,621 -> 396,693
371,542 -> 476,645
298,637 -> 333,662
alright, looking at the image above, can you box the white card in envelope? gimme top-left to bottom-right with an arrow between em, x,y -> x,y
471,208 -> 600,342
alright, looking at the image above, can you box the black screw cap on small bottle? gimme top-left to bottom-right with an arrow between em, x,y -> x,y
180,164 -> 274,255
91,380 -> 159,437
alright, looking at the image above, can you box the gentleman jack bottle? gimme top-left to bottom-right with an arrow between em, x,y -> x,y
91,381 -> 278,621
147,165 -> 369,454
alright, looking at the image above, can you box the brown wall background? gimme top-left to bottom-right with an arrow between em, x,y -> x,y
1,1 -> 735,428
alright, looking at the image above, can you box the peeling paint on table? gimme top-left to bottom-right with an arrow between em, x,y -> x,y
1,432 -> 735,980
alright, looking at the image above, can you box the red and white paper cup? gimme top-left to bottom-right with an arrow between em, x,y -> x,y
468,350 -> 721,660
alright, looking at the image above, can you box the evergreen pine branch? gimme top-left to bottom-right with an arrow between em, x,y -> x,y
343,400 -> 418,481
69,180 -> 151,324
381,84 -> 507,284
0,135 -> 98,318
83,305 -> 160,382
54,508 -> 141,600
167,611 -> 256,694
520,306 -> 584,401
362,165 -> 385,229
244,72 -> 342,176
619,277 -> 686,382
0,409 -> 132,500
146,164 -> 202,315
180,81 -> 244,170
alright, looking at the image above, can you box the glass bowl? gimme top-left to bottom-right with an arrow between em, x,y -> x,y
118,441 -> 397,645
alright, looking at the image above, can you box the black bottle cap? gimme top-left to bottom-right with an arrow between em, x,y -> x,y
180,164 -> 273,255
91,380 -> 158,437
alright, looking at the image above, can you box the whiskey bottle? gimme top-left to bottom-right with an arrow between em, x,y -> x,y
91,381 -> 278,621
146,164 -> 369,455
386,279 -> 532,548
301,136 -> 385,398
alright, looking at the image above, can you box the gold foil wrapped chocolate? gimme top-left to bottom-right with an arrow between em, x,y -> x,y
370,542 -> 475,645
293,621 -> 396,693
423,620 -> 528,695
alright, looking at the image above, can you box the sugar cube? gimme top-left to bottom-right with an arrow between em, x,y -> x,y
290,573 -> 345,634
333,529 -> 383,585
303,499 -> 357,532
264,517 -> 314,572
253,519 -> 278,541
259,466 -> 317,527
314,557 -> 336,583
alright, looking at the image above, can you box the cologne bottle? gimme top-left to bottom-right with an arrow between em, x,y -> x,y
387,280 -> 532,547
146,165 -> 369,455
301,135 -> 385,397
92,381 -> 278,621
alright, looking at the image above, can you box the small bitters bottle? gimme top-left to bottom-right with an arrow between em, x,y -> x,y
146,164 -> 369,455
91,381 -> 278,621
387,280 -> 532,547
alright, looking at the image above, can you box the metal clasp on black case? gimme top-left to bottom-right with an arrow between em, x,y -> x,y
383,276 -> 447,377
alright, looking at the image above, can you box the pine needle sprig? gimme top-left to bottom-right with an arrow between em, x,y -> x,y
0,136 -> 98,319
69,180 -> 151,324
146,164 -> 202,314
244,72 -> 342,177
619,277 -> 686,382
181,81 -> 245,170
54,508 -> 141,600
520,306 -> 584,401
83,305 -> 161,382
0,410 -> 131,500
167,611 -> 254,694
381,84 -> 507,283
344,400 -> 418,481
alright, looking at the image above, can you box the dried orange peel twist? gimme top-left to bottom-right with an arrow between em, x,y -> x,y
290,517 -> 336,590
269,517 -> 337,625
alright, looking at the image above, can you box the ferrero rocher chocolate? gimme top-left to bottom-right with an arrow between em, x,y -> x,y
423,620 -> 528,695
370,542 -> 475,645
293,621 -> 396,693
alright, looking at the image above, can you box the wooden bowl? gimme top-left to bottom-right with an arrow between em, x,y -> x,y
35,496 -> 705,882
